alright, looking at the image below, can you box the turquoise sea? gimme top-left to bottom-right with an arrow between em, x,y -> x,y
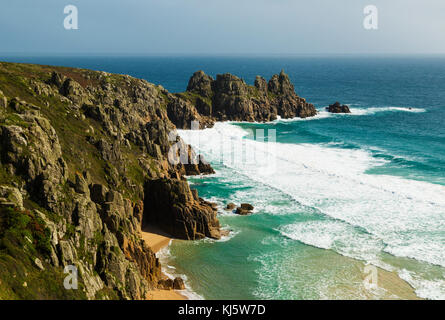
2,55 -> 445,299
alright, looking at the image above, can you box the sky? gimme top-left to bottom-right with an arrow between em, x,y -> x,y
0,0 -> 444,55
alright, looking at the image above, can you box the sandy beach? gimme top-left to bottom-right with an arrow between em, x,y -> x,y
140,225 -> 420,300
141,226 -> 187,300
374,267 -> 421,300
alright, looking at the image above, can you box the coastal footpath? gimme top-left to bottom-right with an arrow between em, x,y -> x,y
0,62 -> 315,299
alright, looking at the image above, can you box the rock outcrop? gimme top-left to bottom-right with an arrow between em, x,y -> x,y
327,102 -> 351,113
235,203 -> 254,215
143,178 -> 221,240
0,62 -> 222,300
0,61 -> 314,300
225,203 -> 236,211
169,70 -> 317,128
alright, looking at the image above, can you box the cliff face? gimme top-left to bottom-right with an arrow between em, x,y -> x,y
144,178 -> 220,240
0,62 -> 215,300
0,62 -> 315,300
169,69 -> 317,128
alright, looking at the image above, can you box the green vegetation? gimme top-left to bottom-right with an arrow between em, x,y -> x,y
0,206 -> 87,299
0,61 -> 168,299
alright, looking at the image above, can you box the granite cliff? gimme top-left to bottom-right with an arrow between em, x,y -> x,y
0,62 -> 315,299
169,70 -> 317,128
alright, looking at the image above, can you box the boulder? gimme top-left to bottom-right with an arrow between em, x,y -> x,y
327,102 -> 351,113
173,277 -> 185,290
157,279 -> 174,290
225,203 -> 236,211
235,208 -> 250,215
235,203 -> 254,215
240,203 -> 254,211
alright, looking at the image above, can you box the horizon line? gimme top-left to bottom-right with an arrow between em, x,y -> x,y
2,52 -> 445,58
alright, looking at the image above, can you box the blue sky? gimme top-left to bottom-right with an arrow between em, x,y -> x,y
1,0 -> 444,55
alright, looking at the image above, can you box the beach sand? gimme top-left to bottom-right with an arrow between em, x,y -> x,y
371,267 -> 421,300
141,226 -> 187,300
141,226 -> 173,254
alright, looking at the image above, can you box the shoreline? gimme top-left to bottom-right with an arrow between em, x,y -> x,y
363,265 -> 422,300
140,220 -> 422,300
141,226 -> 188,301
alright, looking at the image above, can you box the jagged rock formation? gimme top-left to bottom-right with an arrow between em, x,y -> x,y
327,102 -> 351,113
143,178 -> 221,240
169,69 -> 317,128
0,62 -> 218,300
0,62 -> 316,300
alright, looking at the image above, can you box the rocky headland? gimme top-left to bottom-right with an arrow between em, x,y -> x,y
169,69 -> 317,128
0,62 -> 316,299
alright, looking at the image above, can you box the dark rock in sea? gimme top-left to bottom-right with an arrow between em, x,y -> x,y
235,203 -> 254,215
235,208 -> 250,215
173,277 -> 186,290
240,203 -> 254,211
225,203 -> 236,211
327,102 -> 351,113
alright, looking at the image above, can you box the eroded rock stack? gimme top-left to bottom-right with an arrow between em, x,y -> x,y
168,69 -> 317,128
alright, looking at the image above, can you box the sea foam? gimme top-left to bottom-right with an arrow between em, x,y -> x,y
268,106 -> 427,123
178,122 -> 445,299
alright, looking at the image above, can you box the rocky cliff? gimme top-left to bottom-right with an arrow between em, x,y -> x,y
0,62 -> 218,299
0,62 -> 315,300
168,69 -> 317,128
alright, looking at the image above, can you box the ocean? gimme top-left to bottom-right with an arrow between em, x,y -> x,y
2,55 -> 445,299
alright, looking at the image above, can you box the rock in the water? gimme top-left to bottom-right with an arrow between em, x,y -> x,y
225,203 -> 236,211
240,203 -> 254,211
235,203 -> 254,215
235,208 -> 250,215
173,277 -> 185,290
327,102 -> 351,113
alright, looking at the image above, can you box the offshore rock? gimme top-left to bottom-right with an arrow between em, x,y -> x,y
170,69 -> 317,128
327,102 -> 351,113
